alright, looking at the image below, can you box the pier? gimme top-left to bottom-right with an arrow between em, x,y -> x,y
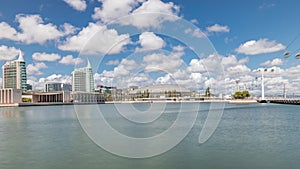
269,99 -> 300,105
258,98 -> 300,105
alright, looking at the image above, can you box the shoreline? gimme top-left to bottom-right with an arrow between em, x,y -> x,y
104,100 -> 230,104
228,99 -> 258,104
0,102 -> 104,107
0,99 -> 261,107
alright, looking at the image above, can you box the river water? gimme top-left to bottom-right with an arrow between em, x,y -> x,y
0,103 -> 299,169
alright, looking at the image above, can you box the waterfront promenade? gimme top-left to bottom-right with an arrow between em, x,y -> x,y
1,102 -> 300,169
1,98 -> 300,107
0,102 -> 101,107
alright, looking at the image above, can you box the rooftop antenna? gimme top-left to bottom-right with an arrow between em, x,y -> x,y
18,49 -> 24,61
87,58 -> 91,68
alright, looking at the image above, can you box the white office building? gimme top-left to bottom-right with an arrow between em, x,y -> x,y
72,60 -> 94,92
2,50 -> 27,92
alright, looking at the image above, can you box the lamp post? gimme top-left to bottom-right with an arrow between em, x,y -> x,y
261,69 -> 265,100
283,47 -> 300,59
256,68 -> 274,101
283,83 -> 287,99
257,68 -> 266,100
235,79 -> 240,92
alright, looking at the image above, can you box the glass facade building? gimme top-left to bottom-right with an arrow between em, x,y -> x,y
2,50 -> 27,92
45,83 -> 72,92
72,60 -> 94,92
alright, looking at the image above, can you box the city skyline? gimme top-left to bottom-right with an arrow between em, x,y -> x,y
1,0 -> 300,96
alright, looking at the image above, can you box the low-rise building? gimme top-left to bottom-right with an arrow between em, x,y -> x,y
22,91 -> 71,103
26,84 -> 32,91
0,88 -> 22,104
129,84 -> 191,100
71,92 -> 104,103
95,85 -> 117,101
45,82 -> 72,92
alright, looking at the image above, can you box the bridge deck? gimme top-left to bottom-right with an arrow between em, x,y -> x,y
269,99 -> 300,105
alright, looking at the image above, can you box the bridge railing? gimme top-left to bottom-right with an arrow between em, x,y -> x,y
264,97 -> 300,101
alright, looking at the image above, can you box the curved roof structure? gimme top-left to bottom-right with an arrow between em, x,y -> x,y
130,84 -> 191,94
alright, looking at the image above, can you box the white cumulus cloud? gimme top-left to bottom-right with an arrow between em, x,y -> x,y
143,52 -> 184,73
106,59 -> 120,66
58,22 -> 131,55
39,74 -> 72,84
172,45 -> 185,52
63,0 -> 87,11
59,55 -> 83,65
27,62 -> 48,75
28,74 -> 72,91
235,38 -> 286,55
92,0 -> 139,22
0,14 -> 76,44
136,32 -> 165,52
101,58 -> 138,78
92,0 -> 180,29
190,19 -> 199,24
184,28 -> 205,38
0,45 -> 19,61
206,24 -> 230,33
32,52 -> 61,62
16,14 -> 64,44
261,58 -> 284,67
0,22 -> 18,41
61,23 -> 78,35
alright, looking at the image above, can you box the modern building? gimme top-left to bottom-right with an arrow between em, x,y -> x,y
95,85 -> 118,101
45,82 -> 72,92
0,88 -> 22,104
129,84 -> 192,100
71,92 -> 104,103
95,85 -> 116,94
72,60 -> 94,92
26,84 -> 32,91
2,50 -> 27,92
22,91 -> 71,103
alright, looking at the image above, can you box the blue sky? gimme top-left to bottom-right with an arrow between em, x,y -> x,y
1,0 -> 300,96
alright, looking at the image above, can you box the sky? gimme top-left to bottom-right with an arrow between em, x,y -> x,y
1,0 -> 300,97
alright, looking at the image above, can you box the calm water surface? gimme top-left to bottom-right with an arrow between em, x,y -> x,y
0,103 -> 299,169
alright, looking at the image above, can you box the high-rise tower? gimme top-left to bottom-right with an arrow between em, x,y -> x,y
72,59 -> 94,92
2,50 -> 27,92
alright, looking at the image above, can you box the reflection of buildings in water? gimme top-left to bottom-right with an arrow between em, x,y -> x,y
0,109 -> 21,118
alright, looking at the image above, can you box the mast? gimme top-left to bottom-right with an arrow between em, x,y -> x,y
261,69 -> 265,100
283,83 -> 286,99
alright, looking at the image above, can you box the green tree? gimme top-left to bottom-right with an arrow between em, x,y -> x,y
22,98 -> 32,102
145,89 -> 150,98
242,90 -> 250,98
233,90 -> 251,99
136,91 -> 142,98
168,91 -> 172,97
205,87 -> 211,97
